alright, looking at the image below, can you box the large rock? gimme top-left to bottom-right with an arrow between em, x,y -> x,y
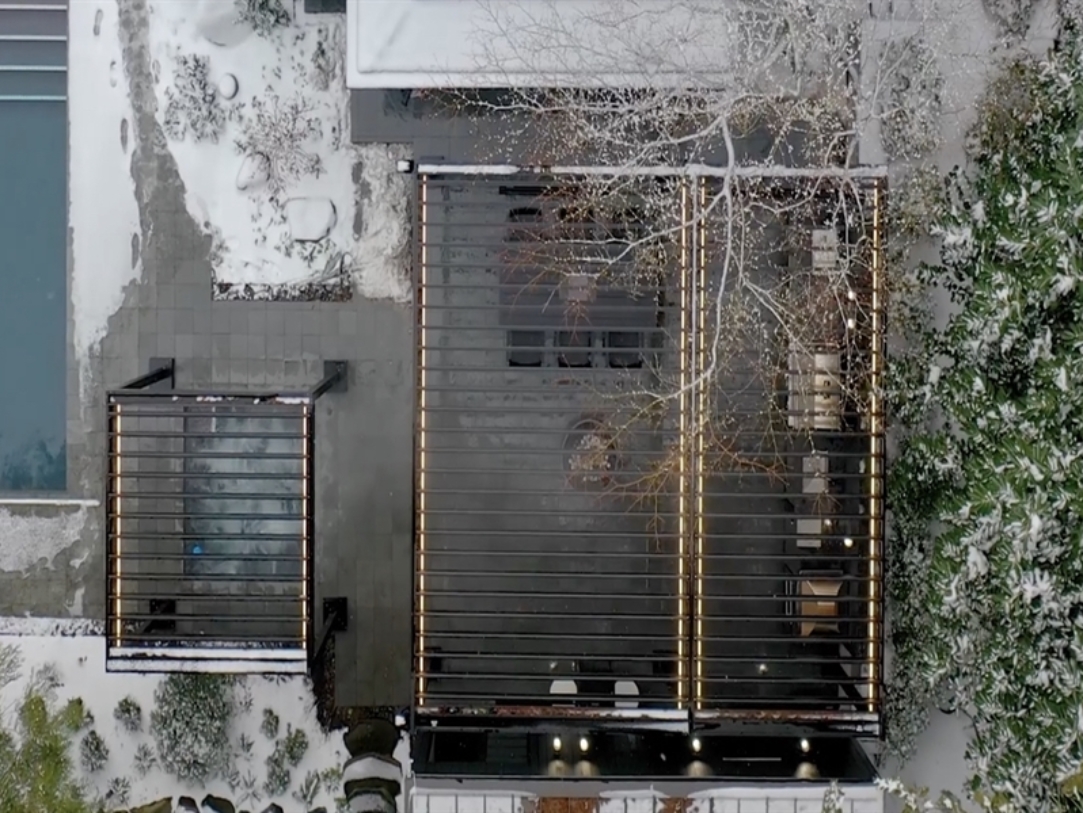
236,153 -> 270,191
259,805 -> 284,813
132,800 -> 172,813
201,796 -> 235,813
218,73 -> 239,101
342,719 -> 398,758
176,799 -> 199,813
196,4 -> 253,47
343,754 -> 402,784
285,198 -> 337,242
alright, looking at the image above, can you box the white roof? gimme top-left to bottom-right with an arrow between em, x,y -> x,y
346,0 -> 739,89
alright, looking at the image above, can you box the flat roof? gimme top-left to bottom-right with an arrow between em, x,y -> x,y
346,0 -> 737,89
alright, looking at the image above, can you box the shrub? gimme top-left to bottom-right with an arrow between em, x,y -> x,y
263,745 -> 291,798
282,725 -> 308,766
150,674 -> 235,784
891,31 -> 1083,812
234,0 -> 290,36
0,642 -> 21,690
260,708 -> 280,740
238,769 -> 262,806
133,742 -> 157,776
320,765 -> 343,789
292,770 -> 321,806
79,730 -> 109,773
105,777 -> 131,807
0,688 -> 94,813
163,55 -> 227,144
113,695 -> 142,733
237,732 -> 255,760
233,94 -> 323,197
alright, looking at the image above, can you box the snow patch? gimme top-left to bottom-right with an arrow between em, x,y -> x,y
65,587 -> 86,618
0,635 -> 352,811
0,616 -> 102,636
344,754 -> 400,784
70,0 -> 142,383
0,507 -> 87,573
354,145 -> 411,302
148,2 -> 410,301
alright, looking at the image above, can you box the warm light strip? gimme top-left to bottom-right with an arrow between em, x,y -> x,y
112,404 -> 123,646
301,406 -> 310,651
677,180 -> 690,709
868,181 -> 885,712
694,179 -> 708,710
417,176 -> 430,706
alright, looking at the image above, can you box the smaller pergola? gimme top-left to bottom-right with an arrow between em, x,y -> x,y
104,358 -> 347,673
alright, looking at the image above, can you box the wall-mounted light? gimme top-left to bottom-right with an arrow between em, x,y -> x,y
758,662 -> 768,674
691,737 -> 702,754
552,736 -> 562,753
800,738 -> 811,753
844,537 -> 854,548
579,736 -> 590,754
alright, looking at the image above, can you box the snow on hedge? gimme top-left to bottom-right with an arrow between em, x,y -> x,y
146,0 -> 409,300
0,634 -> 351,811
889,30 -> 1083,812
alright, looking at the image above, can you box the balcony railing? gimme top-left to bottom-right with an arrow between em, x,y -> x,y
105,358 -> 346,673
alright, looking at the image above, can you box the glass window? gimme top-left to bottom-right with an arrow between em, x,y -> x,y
0,98 -> 68,490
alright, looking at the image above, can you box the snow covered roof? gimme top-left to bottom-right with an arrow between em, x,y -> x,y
346,0 -> 737,89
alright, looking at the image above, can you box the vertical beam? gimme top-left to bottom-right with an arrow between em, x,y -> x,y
677,180 -> 698,710
693,178 -> 709,711
867,180 -> 886,712
416,174 -> 431,707
303,404 -> 316,661
108,401 -> 123,648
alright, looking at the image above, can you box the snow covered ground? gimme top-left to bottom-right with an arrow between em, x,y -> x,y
145,0 -> 410,301
69,0 -> 142,387
0,631 -> 410,813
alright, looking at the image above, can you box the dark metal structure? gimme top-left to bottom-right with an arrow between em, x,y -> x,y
412,728 -> 879,781
414,167 -> 885,736
105,358 -> 347,673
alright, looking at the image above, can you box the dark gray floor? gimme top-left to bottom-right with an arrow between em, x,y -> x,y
106,264 -> 415,707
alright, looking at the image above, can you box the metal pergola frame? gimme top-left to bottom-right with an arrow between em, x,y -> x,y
411,163 -> 886,735
104,358 -> 347,673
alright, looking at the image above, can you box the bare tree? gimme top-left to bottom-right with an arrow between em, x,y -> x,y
422,0 -> 954,491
